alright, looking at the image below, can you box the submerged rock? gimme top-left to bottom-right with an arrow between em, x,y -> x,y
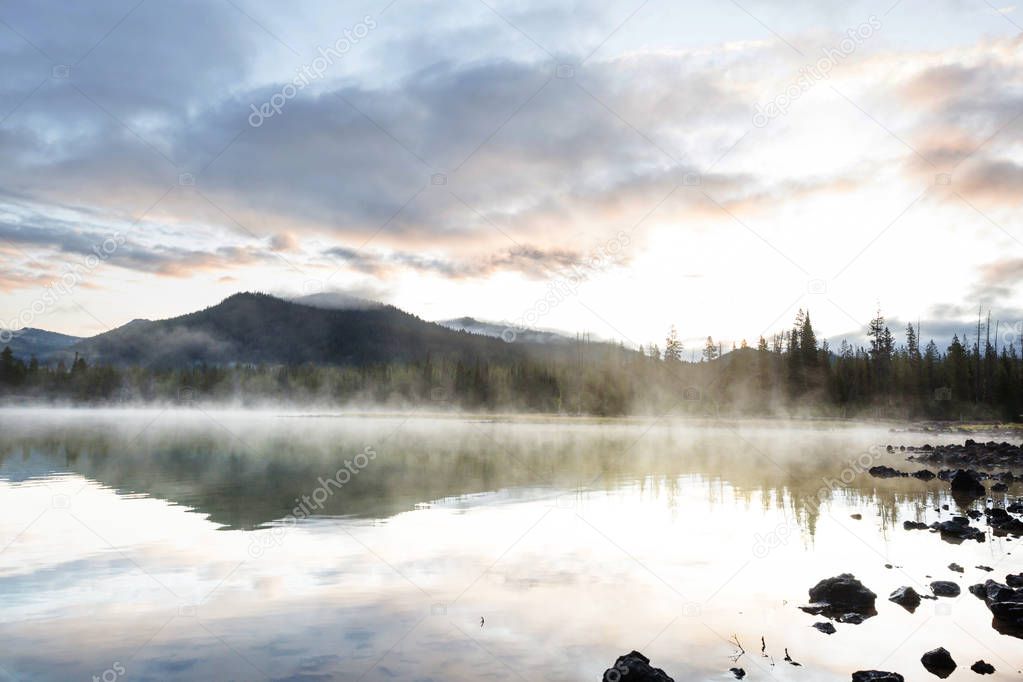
920,647 -> 956,678
728,668 -> 745,679
911,470 -> 936,480
970,660 -> 995,674
930,581 -> 960,597
852,672 -> 904,682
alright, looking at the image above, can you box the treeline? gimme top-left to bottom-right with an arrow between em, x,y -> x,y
1,308 -> 1021,419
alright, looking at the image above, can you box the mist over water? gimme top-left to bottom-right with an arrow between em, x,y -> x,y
1,409 -> 1020,680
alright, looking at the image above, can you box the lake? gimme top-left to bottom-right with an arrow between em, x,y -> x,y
0,409 -> 1019,681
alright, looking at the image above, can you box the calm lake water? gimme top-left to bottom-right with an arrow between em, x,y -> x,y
1,409 -> 1020,681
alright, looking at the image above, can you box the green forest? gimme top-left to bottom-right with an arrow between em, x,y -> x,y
1,308 -> 1021,420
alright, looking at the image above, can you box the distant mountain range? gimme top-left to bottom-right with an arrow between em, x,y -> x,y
1,293 -> 597,368
0,328 -> 81,360
434,317 -> 575,344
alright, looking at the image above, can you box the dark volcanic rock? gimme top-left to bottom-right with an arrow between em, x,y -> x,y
852,672 -> 904,682
888,586 -> 921,611
603,651 -> 673,682
992,482 -> 1009,492
920,647 -> 956,678
948,563 -> 964,573
911,470 -> 936,480
930,581 -> 960,597
950,469 -> 986,497
977,580 -> 1023,638
986,508 -> 1023,535
969,583 -> 987,599
970,660 -> 995,674
903,520 -> 929,530
1006,572 -> 1023,587
813,621 -> 836,634
870,465 -> 907,479
805,574 -> 877,620
908,440 -> 1023,471
729,668 -> 745,679
931,517 -> 985,542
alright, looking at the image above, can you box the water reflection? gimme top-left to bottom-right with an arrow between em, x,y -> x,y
0,410 -> 1019,681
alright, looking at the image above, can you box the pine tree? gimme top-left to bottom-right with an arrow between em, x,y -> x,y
702,336 -> 719,362
664,326 -> 683,362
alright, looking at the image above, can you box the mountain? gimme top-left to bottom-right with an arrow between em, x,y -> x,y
64,292 -> 524,368
289,291 -> 382,311
436,316 -> 574,344
1,328 -> 81,360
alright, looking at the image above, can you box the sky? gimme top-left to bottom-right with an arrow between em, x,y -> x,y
1,0 -> 1022,351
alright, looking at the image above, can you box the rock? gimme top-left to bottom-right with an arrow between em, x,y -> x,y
851,513 -> 862,520
836,612 -> 866,624
912,470 -> 936,480
729,668 -> 745,679
920,647 -> 956,678
812,621 -> 837,634
976,565 -> 993,572
870,465 -> 907,478
1006,572 -> 1023,587
977,580 -> 1023,637
852,672 -> 904,682
986,508 -> 1023,535
888,586 -> 921,611
948,563 -> 964,573
903,520 -> 929,530
930,581 -> 960,597
806,574 -> 877,620
968,583 -> 986,599
970,660 -> 995,674
950,470 -> 986,497
931,517 -> 985,542
602,651 -> 673,682
992,482 -> 1008,492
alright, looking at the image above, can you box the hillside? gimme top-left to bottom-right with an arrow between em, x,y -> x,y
65,293 -> 525,368
1,328 -> 81,361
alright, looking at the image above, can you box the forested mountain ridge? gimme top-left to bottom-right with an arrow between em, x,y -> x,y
61,292 -> 526,368
0,299 -> 1020,420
